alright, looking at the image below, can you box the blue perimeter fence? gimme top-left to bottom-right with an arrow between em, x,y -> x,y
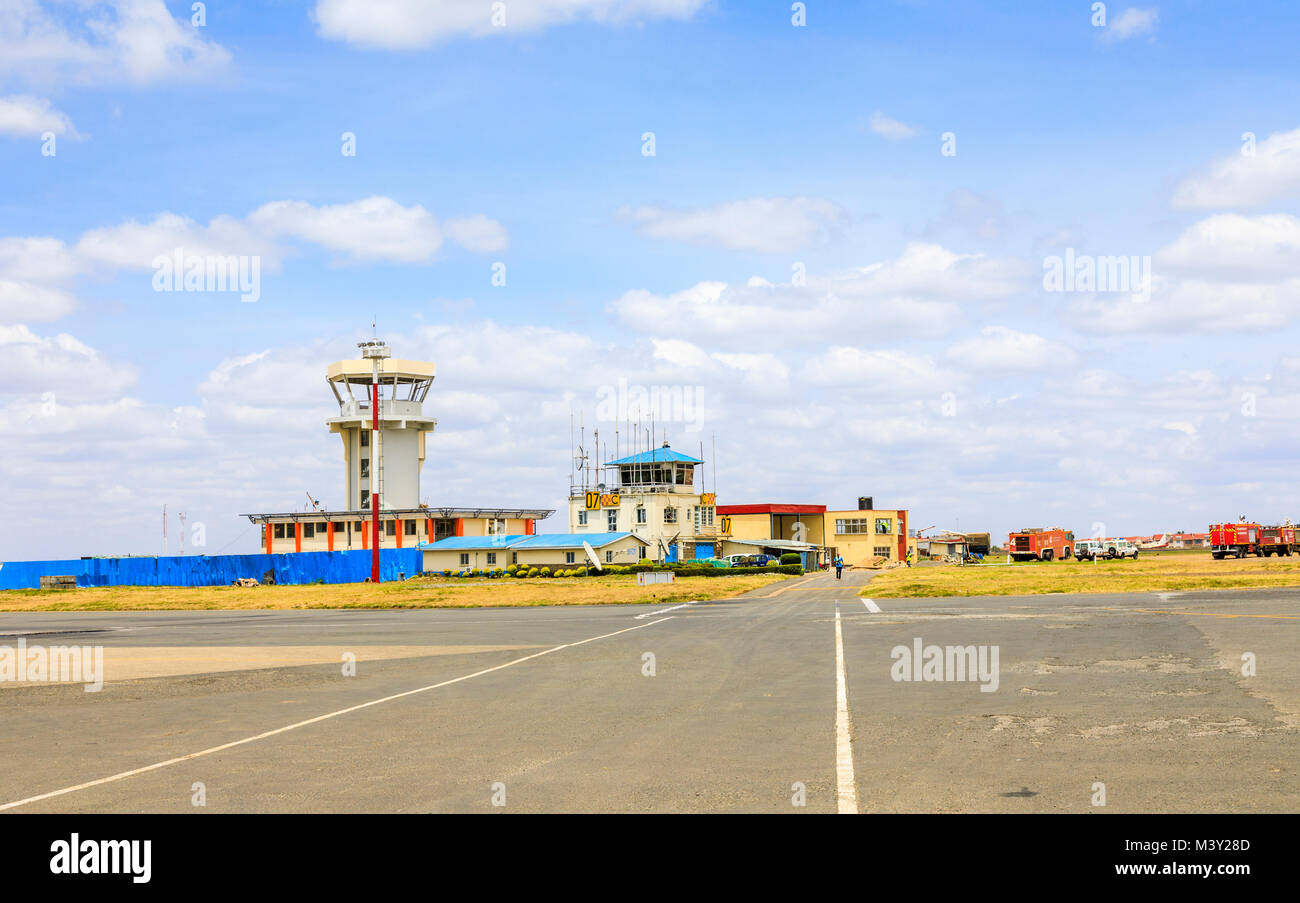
0,549 -> 424,590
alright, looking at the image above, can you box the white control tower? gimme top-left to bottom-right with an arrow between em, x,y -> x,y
326,342 -> 437,511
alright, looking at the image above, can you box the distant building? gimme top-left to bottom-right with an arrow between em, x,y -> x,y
244,342 -> 553,552
716,500 -> 915,567
421,532 -> 648,572
567,443 -> 719,562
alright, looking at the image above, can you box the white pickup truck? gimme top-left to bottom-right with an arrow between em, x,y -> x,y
1075,538 -> 1138,560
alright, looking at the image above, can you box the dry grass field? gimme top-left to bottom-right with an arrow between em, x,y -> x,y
0,572 -> 793,612
867,550 -> 1300,598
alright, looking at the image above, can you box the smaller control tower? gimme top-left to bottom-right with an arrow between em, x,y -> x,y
326,342 -> 437,512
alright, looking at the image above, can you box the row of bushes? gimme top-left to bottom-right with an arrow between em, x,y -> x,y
421,562 -> 804,580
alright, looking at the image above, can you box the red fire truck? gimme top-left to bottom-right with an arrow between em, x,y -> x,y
1007,527 -> 1074,562
1210,522 -> 1297,558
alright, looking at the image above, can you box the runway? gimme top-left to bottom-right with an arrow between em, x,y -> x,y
1,571 -> 1296,812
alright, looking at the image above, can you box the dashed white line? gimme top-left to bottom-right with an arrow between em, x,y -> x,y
0,617 -> 674,812
634,601 -> 698,620
833,604 -> 859,814
862,598 -> 882,613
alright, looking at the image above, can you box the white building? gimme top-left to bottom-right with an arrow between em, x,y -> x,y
567,443 -> 719,562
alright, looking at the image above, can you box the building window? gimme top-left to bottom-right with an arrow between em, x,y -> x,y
608,510 -> 617,531
360,432 -> 369,447
303,523 -> 315,539
487,518 -> 507,535
385,521 -> 396,536
273,523 -> 286,539
636,507 -> 647,525
405,521 -> 417,536
875,518 -> 893,534
836,519 -> 868,534
664,507 -> 677,524
605,550 -> 613,563
577,510 -> 587,526
317,522 -> 327,534
355,522 -> 365,534
359,459 -> 369,478
566,551 -> 576,564
361,490 -> 370,509
511,552 -> 518,564
874,546 -> 891,558
459,553 -> 469,566
487,553 -> 497,565
435,519 -> 455,540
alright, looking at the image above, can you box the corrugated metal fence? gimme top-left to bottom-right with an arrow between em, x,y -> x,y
0,549 -> 424,590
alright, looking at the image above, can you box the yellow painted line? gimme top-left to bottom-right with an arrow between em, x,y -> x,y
1111,607 -> 1300,621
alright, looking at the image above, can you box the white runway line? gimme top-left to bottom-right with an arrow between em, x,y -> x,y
862,598 -> 882,613
634,601 -> 698,620
833,604 -> 859,814
0,617 -> 675,812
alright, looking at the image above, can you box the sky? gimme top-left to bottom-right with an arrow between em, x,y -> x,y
3,0 -> 1300,560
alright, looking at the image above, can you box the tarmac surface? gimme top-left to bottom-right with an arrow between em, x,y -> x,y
1,569 -> 1297,813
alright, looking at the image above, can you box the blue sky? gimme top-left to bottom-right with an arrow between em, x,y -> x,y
3,0 -> 1300,558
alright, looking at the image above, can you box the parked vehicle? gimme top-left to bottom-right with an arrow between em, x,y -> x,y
1074,539 -> 1105,561
1074,538 -> 1138,560
1210,522 -> 1297,558
1006,527 -> 1074,562
724,553 -> 778,567
1109,538 -> 1139,559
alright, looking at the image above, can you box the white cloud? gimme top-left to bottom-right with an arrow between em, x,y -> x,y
1172,127 -> 1300,209
249,197 -> 506,263
76,212 -> 278,271
617,196 -> 847,253
1067,214 -> 1300,334
946,326 -> 1079,371
803,347 -> 958,395
611,242 -> 1027,346
1104,7 -> 1159,41
442,214 -> 510,254
869,112 -> 917,140
313,0 -> 707,49
0,324 -> 136,395
0,0 -> 231,84
0,94 -> 79,138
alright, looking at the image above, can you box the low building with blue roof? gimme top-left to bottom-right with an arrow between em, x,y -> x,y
418,531 -> 648,572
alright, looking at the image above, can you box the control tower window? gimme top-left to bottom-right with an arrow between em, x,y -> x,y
360,432 -> 369,447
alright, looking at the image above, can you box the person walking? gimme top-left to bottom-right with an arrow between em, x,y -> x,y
834,554 -> 844,579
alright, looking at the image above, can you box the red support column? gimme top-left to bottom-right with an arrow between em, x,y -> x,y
897,510 -> 907,561
327,522 -> 335,552
370,381 -> 380,584
265,524 -> 272,554
395,518 -> 403,549
454,518 -> 464,537
525,519 -> 535,535
362,523 -> 368,550
426,518 -> 434,542
295,522 -> 302,553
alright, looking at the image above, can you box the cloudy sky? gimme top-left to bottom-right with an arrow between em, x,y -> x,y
3,0 -> 1300,560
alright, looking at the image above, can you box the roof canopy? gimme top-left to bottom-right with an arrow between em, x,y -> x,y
418,532 -> 647,552
327,358 -> 435,384
605,445 -> 702,466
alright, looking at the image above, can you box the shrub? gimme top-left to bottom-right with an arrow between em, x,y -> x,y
441,569 -> 452,578
780,553 -> 802,565
539,566 -> 551,577
526,567 -> 539,577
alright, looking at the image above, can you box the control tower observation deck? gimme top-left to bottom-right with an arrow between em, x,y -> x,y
326,347 -> 437,511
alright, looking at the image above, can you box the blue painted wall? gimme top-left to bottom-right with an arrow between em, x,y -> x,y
0,549 -> 423,590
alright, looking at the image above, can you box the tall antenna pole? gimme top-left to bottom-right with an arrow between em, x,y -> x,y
179,511 -> 186,555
